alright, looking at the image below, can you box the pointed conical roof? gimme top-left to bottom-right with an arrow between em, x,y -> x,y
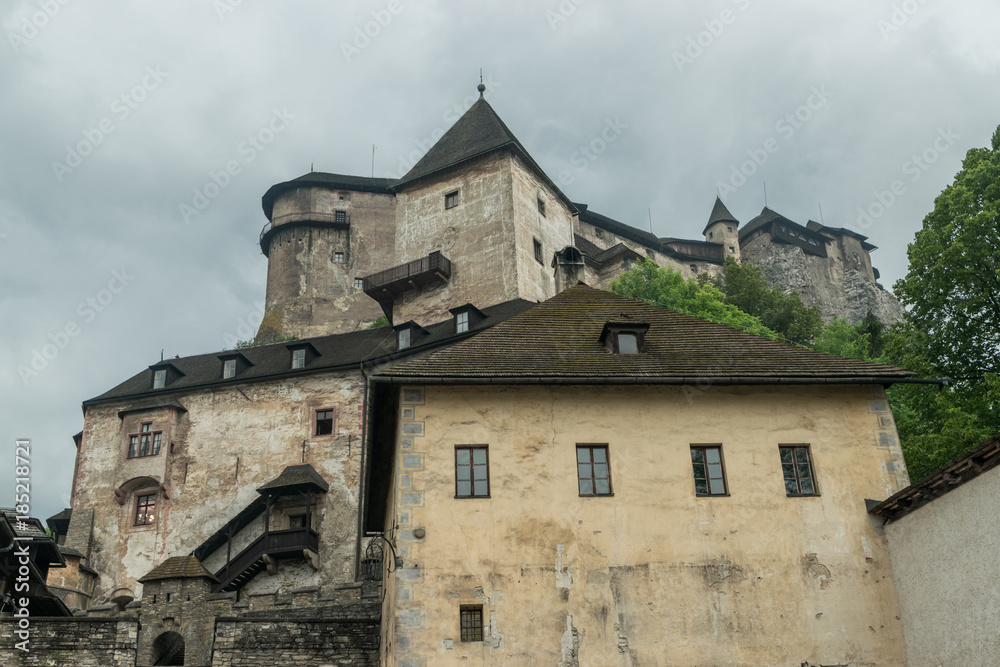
393,95 -> 575,211
702,197 -> 739,235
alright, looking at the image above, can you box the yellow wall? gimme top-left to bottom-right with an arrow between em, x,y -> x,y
383,383 -> 907,666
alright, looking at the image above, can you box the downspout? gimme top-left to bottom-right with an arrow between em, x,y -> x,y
354,360 -> 371,581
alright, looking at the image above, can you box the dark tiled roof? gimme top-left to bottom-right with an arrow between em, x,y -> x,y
576,204 -> 663,250
738,206 -> 784,240
257,464 -> 330,494
393,97 -> 576,212
1,508 -> 49,540
869,434 -> 1000,522
84,298 -> 535,405
702,196 -> 739,235
261,172 -> 396,219
379,285 -> 914,381
139,555 -> 219,583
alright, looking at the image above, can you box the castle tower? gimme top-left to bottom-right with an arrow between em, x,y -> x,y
703,196 -> 741,262
367,83 -> 578,325
257,174 -> 397,339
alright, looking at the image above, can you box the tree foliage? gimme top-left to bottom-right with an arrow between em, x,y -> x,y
709,257 -> 825,346
893,125 -> 1000,378
611,259 -> 779,339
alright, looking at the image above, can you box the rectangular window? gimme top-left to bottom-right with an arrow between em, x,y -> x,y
289,514 -> 306,529
780,445 -> 817,495
577,445 -> 612,496
128,423 -> 162,459
153,369 -> 166,389
456,311 -> 469,333
398,328 -> 411,350
728,246 -> 736,254
727,225 -> 734,232
354,278 -> 364,289
460,605 -> 483,642
533,238 -> 543,264
690,445 -> 727,496
134,493 -> 156,526
292,348 -> 306,369
690,264 -> 698,273
335,210 -> 347,224
334,251 -> 344,263
315,409 -> 334,436
445,191 -> 459,209
455,446 -> 489,497
223,358 -> 237,379
537,197 -> 546,216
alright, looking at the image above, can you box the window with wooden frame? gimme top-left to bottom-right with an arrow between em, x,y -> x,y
576,445 -> 612,496
128,422 -> 162,459
460,605 -> 484,642
152,369 -> 166,389
780,445 -> 818,496
455,310 -> 470,334
455,446 -> 489,498
445,191 -> 459,209
134,492 -> 157,526
315,409 -> 334,436
334,251 -> 344,263
690,445 -> 728,496
291,348 -> 306,369
533,238 -> 543,264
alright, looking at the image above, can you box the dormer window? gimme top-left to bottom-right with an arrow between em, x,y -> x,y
394,321 -> 429,351
223,359 -> 236,379
219,353 -> 251,380
445,191 -> 459,209
600,322 -> 649,354
286,343 -> 319,370
149,363 -> 183,390
449,304 -> 486,335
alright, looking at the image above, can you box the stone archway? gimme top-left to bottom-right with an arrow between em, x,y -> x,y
151,631 -> 185,665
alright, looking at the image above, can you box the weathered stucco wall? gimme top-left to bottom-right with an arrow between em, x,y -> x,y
263,186 -> 396,338
741,233 -> 904,325
384,384 -> 907,666
69,371 -> 366,604
883,466 -> 1000,666
392,153 -> 518,325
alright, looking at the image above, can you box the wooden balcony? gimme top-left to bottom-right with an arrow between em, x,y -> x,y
363,251 -> 451,303
213,527 -> 319,593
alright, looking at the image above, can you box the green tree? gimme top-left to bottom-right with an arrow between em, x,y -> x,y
710,257 -> 825,346
894,125 -> 1000,378
611,259 -> 779,339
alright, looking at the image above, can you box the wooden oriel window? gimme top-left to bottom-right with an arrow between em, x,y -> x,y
780,445 -> 817,496
128,422 -> 162,459
455,446 -> 489,497
691,445 -> 727,496
134,493 -> 157,526
577,445 -> 612,496
460,605 -> 483,642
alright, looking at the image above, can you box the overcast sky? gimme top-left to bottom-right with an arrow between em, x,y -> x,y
2,1 -> 998,523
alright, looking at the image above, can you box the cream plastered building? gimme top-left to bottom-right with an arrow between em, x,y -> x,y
369,285 -> 915,666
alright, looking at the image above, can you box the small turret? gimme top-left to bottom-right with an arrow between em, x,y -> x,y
703,197 -> 741,261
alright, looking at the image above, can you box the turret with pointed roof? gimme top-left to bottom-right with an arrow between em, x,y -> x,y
703,196 -> 741,261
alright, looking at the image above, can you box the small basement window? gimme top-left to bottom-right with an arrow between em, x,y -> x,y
445,191 -> 459,209
460,605 -> 484,642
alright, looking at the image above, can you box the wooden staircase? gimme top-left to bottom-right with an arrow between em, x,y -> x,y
213,527 -> 319,593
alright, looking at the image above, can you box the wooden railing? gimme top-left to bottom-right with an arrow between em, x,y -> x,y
214,527 -> 319,592
362,251 -> 451,292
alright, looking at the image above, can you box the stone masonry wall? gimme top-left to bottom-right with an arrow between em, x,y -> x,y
0,618 -> 137,667
211,616 -> 379,666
